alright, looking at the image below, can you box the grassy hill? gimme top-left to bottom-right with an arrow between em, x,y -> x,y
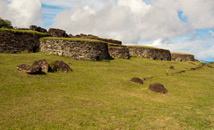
0,53 -> 214,130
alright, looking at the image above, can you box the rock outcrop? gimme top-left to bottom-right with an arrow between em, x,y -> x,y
128,46 -> 171,61
40,39 -> 110,61
48,28 -> 67,37
171,52 -> 195,61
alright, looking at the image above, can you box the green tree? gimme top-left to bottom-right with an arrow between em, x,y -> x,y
0,18 -> 12,28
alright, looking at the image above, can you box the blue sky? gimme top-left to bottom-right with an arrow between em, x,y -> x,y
1,0 -> 214,61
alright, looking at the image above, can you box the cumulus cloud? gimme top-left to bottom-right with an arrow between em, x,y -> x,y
0,0 -> 43,27
51,0 -> 214,60
51,0 -> 195,42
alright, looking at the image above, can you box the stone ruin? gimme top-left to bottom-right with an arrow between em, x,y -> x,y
69,34 -> 122,45
48,28 -> 68,37
0,22 -> 196,61
128,46 -> 171,61
40,39 -> 110,61
29,25 -> 47,33
171,53 -> 195,61
0,30 -> 41,53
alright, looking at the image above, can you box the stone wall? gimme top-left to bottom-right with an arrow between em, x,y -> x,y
128,46 -> 171,61
40,39 -> 110,61
171,53 -> 195,61
108,46 -> 130,59
69,34 -> 122,45
0,30 -> 40,53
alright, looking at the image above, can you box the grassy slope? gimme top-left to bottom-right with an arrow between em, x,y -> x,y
0,28 -> 49,37
40,37 -> 107,43
0,53 -> 214,130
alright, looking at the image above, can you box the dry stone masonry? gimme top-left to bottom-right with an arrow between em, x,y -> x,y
108,46 -> 130,59
128,46 -> 171,61
69,34 -> 122,45
171,53 -> 195,61
29,25 -> 47,33
0,30 -> 41,53
40,39 -> 110,61
48,28 -> 68,37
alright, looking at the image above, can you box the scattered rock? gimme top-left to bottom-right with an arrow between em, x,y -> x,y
169,66 -> 174,69
29,25 -> 47,33
149,83 -> 167,94
190,68 -> 196,71
53,60 -> 72,72
130,77 -> 143,84
142,77 -> 153,81
17,64 -> 42,74
32,59 -> 52,72
176,70 -> 185,74
48,28 -> 68,37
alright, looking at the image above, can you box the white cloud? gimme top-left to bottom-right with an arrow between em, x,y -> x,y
0,0 -> 43,27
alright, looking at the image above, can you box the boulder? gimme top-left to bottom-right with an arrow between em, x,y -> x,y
53,60 -> 72,72
169,66 -> 174,69
130,77 -> 143,84
48,28 -> 68,37
29,25 -> 47,33
149,83 -> 167,94
17,64 -> 42,74
32,59 -> 52,72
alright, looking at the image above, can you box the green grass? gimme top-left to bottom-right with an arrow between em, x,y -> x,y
0,28 -> 49,37
40,37 -> 108,43
127,45 -> 169,51
0,53 -> 214,130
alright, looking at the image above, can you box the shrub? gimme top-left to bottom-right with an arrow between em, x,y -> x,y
0,18 -> 12,28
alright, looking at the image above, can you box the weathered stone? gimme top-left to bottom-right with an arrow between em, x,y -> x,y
171,53 -> 195,61
17,64 -> 42,74
0,31 -> 40,53
108,46 -> 130,59
32,59 -> 52,72
130,77 -> 143,84
128,46 -> 171,61
40,39 -> 110,61
53,60 -> 72,72
29,25 -> 47,33
169,66 -> 174,69
149,83 -> 167,94
48,28 -> 67,37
